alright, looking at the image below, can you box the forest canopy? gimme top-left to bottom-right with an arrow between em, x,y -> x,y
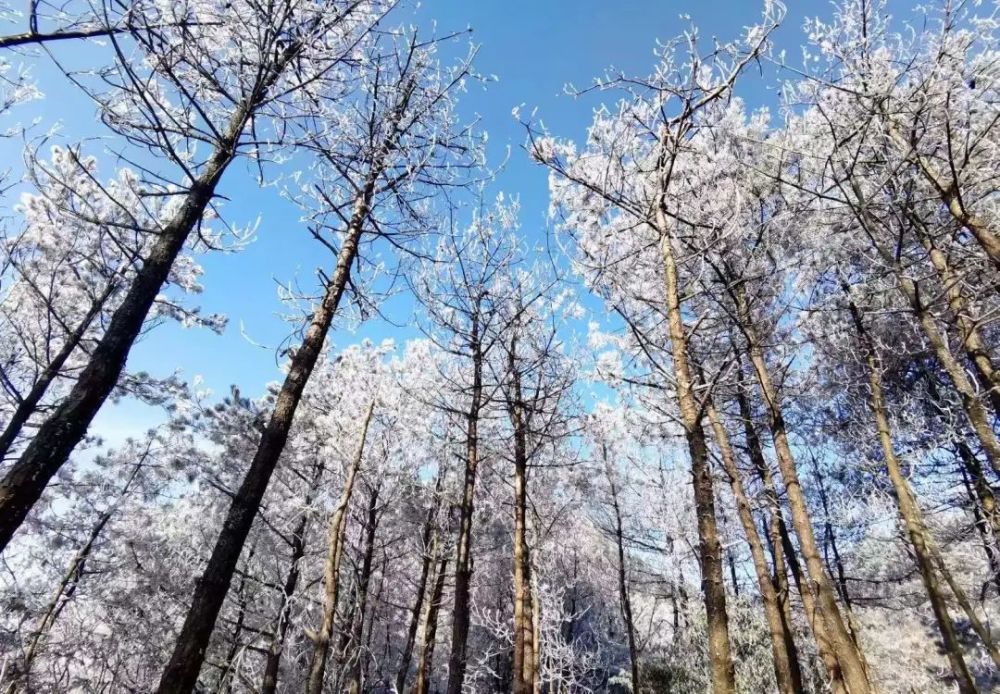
0,0 -> 999,692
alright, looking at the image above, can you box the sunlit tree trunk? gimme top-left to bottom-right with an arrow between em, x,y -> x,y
508,334 -> 536,694
655,182 -> 734,692
732,285 -> 871,694
305,399 -> 376,694
706,397 -> 804,694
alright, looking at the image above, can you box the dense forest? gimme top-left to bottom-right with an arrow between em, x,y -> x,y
0,0 -> 999,691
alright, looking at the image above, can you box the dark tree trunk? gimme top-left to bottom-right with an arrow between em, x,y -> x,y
445,314 -> 483,694
412,551 -> 449,694
396,471 -> 445,693
344,483 -> 381,694
154,179 -> 376,693
261,460 -> 325,694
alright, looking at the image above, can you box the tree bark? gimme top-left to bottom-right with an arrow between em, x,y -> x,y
412,549 -> 449,694
445,312 -> 484,694
304,399 -> 376,694
395,470 -> 445,693
705,398 -> 804,694
508,335 -> 536,694
656,208 -> 735,693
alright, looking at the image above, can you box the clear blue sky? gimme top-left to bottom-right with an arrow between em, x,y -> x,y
5,1 -> 860,442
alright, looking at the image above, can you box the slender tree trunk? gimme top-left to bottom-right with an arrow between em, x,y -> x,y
412,550 -> 449,694
656,208 -> 735,693
0,54 -> 299,552
954,438 -> 1000,542
304,399 -> 376,694
395,471 -> 445,693
261,460 -> 325,694
344,483 -> 381,694
215,546 -> 254,694
735,383 -> 807,688
958,464 -> 1000,598
846,180 -> 1000,471
706,398 -> 804,694
845,290 -> 978,692
445,315 -> 484,694
929,540 -> 1000,668
0,283 -> 114,462
914,227 -> 1000,416
733,287 -> 871,694
508,336 -> 536,694
601,444 -> 641,692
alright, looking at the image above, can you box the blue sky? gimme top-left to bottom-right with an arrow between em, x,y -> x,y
4,0 -> 852,442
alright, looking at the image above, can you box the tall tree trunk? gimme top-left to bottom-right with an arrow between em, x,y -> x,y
261,459 -> 325,694
344,483 -> 381,694
412,549 -> 449,694
601,444 -> 641,692
845,289 -> 978,692
304,399 -> 376,694
0,52 -> 300,552
395,470 -> 445,693
445,314 -> 484,694
508,336 -> 536,694
735,383 -> 806,688
705,398 -> 804,694
655,205 -> 735,692
914,225 -> 1000,416
215,545 -> 254,694
732,286 -> 871,694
